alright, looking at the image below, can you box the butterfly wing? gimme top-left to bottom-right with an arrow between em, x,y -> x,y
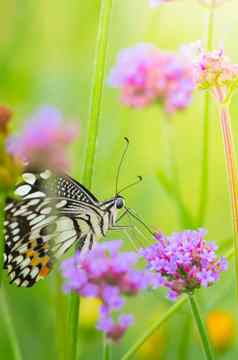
4,169 -> 101,287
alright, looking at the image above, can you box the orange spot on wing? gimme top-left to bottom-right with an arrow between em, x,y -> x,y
26,250 -> 35,258
25,240 -> 52,280
31,258 -> 40,266
39,266 -> 50,278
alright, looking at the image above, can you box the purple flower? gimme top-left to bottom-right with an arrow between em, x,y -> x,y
97,312 -> 134,342
7,106 -> 79,171
61,240 -> 150,341
108,44 -> 195,113
141,229 -> 228,301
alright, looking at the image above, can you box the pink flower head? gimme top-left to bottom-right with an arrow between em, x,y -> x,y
108,43 -> 195,113
141,229 -> 227,301
61,240 -> 151,341
194,47 -> 238,102
7,106 -> 79,171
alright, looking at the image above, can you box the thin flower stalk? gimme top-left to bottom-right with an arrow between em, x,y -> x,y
0,288 -> 23,360
198,6 -> 214,226
54,275 -> 69,360
178,313 -> 191,360
189,295 -> 214,360
68,0 -> 113,359
103,336 -> 110,360
193,45 -> 238,294
219,103 -> 238,293
83,0 -> 113,188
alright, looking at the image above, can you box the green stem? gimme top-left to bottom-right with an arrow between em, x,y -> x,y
0,288 -> 23,360
188,295 -> 214,360
55,275 -> 68,360
68,1 -> 113,359
68,296 -> 80,360
103,336 -> 110,360
0,194 -> 6,286
219,104 -> 238,297
121,296 -> 186,360
178,312 -> 191,360
197,6 -> 214,227
82,0 -> 113,187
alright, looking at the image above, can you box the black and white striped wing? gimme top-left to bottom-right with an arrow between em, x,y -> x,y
4,169 -> 100,287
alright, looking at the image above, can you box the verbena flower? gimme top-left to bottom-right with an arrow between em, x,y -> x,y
0,106 -> 21,193
194,47 -> 238,103
108,43 -> 195,113
141,229 -> 227,300
61,240 -> 151,341
7,106 -> 79,172
97,312 -> 134,342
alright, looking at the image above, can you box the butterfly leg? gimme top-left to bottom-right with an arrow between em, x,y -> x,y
110,224 -> 134,230
115,210 -> 129,223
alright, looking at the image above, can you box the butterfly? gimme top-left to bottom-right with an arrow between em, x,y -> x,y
4,168 -> 127,287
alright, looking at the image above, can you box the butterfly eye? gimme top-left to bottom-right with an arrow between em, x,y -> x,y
115,197 -> 124,209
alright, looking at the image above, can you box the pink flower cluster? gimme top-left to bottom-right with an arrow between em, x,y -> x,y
108,43 -> 195,113
194,48 -> 238,102
7,106 -> 79,172
61,241 -> 151,341
141,229 -> 227,301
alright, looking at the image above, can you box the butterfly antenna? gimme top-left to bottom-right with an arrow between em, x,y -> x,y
115,137 -> 130,195
118,176 -> 143,195
125,207 -> 155,236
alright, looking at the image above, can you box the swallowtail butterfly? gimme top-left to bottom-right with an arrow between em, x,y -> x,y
4,169 -> 127,287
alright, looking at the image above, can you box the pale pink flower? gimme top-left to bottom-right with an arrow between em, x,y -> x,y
7,106 -> 79,171
194,48 -> 238,102
108,44 -> 195,113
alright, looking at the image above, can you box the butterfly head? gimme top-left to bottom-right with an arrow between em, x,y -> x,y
114,196 -> 125,210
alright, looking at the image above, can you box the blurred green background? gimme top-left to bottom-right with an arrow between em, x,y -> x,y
0,0 -> 238,359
